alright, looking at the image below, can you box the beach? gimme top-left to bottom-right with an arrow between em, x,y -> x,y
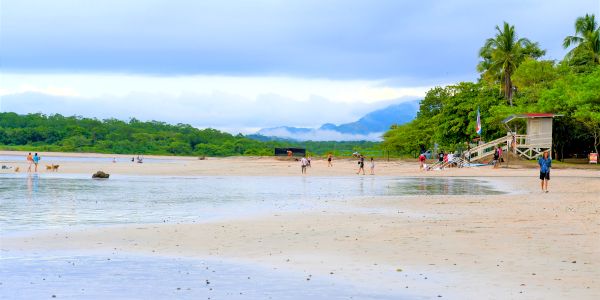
1,151 -> 599,299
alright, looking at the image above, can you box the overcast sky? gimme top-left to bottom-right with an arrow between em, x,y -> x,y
1,0 -> 598,133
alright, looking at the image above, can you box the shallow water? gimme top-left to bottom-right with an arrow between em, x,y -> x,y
0,175 -> 498,299
0,174 -> 502,233
0,253 -> 411,300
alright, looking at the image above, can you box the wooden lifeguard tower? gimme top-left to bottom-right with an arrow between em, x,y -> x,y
503,113 -> 560,159
465,113 -> 560,161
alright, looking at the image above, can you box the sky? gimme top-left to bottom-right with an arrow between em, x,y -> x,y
1,0 -> 598,136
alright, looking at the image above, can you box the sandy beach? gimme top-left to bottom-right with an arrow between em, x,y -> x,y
1,151 -> 599,299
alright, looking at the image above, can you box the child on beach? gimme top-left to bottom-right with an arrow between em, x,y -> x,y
538,151 -> 552,193
327,153 -> 333,167
369,157 -> 375,175
419,153 -> 426,169
26,153 -> 33,172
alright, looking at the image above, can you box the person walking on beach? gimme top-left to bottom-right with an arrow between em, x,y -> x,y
33,153 -> 40,172
419,153 -> 426,169
300,156 -> 308,174
357,155 -> 365,175
327,153 -> 333,167
369,157 -> 375,175
493,147 -> 499,168
538,151 -> 552,193
26,152 -> 33,172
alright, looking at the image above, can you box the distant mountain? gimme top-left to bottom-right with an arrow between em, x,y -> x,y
254,100 -> 419,141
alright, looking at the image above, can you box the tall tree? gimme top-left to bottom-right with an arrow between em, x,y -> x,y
563,13 -> 600,65
478,22 -> 544,106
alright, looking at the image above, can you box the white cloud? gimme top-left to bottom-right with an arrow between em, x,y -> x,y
257,127 -> 384,142
0,84 -> 80,97
0,90 -> 417,135
0,73 -> 429,104
0,72 -> 424,136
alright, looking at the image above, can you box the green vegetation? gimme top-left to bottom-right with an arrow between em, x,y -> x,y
478,21 -> 545,105
384,14 -> 600,160
0,113 -> 380,157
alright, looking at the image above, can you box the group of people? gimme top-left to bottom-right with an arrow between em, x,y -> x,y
418,151 -> 459,170
299,154 -> 375,175
355,155 -> 375,175
26,152 -> 41,172
418,148 -> 553,193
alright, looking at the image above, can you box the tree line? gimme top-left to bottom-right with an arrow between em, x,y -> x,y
0,112 -> 379,157
383,14 -> 600,159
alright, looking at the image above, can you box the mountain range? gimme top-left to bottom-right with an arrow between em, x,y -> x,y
253,100 -> 419,141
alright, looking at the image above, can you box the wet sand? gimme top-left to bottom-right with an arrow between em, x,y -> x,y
1,151 -> 599,299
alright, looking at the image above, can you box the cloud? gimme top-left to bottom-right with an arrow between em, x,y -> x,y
0,73 -> 429,104
0,91 -> 415,134
0,84 -> 80,97
1,0 -> 594,81
257,127 -> 383,142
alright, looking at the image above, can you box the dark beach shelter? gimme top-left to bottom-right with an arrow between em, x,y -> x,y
274,147 -> 306,157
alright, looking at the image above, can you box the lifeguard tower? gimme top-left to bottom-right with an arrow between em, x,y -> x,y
465,113 -> 560,161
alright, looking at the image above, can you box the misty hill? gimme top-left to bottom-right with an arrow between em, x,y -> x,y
255,101 -> 419,141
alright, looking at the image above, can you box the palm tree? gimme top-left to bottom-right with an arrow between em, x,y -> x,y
478,22 -> 544,105
563,14 -> 600,64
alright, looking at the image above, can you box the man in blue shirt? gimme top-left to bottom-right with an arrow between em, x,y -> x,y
538,151 -> 552,193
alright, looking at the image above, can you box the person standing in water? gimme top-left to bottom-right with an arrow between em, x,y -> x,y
300,156 -> 308,174
356,155 -> 365,175
327,153 -> 333,167
26,152 -> 33,172
33,153 -> 40,172
538,151 -> 552,193
369,157 -> 375,175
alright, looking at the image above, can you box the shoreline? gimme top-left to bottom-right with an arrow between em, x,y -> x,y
3,173 -> 600,299
2,150 -> 598,178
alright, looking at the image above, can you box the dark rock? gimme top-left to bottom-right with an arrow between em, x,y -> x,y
92,171 -> 110,179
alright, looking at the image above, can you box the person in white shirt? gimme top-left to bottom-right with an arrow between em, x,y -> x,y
300,157 -> 308,174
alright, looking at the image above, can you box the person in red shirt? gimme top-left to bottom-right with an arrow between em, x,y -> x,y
419,153 -> 426,169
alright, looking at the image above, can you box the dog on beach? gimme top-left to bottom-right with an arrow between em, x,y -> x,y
45,164 -> 60,172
